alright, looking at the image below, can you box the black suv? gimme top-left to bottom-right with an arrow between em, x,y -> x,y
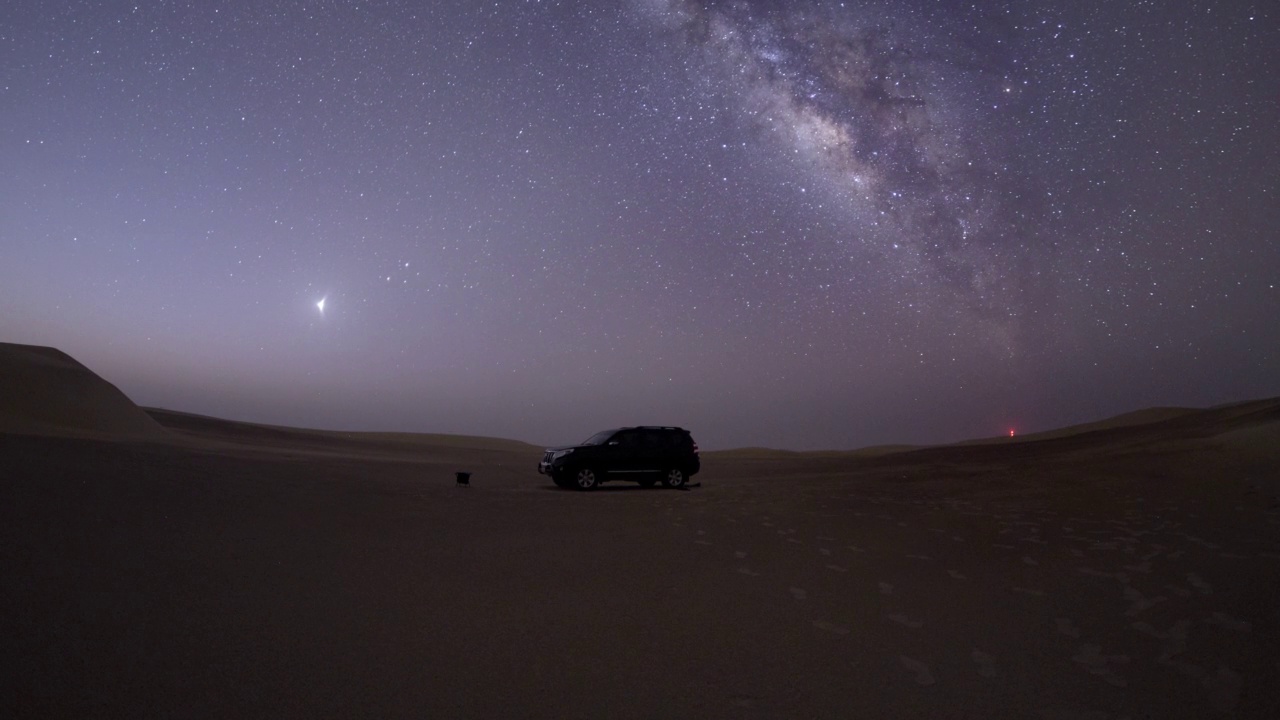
538,427 -> 700,490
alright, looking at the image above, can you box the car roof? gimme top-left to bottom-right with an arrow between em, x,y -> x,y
615,426 -> 688,433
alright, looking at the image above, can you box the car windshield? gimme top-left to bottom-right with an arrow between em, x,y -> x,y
581,429 -> 618,446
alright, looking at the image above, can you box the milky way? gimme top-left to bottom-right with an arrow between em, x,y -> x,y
642,0 -> 1050,328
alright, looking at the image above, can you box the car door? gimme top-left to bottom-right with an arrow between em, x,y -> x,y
632,429 -> 668,473
606,429 -> 643,474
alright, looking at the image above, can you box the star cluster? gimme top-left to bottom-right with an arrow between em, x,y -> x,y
1,1 -> 1276,449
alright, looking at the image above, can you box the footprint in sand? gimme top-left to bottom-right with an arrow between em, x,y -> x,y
971,650 -> 999,678
1186,573 -> 1213,595
878,582 -> 894,595
1132,619 -> 1190,664
1206,612 -> 1252,632
948,570 -> 968,580
694,540 -> 712,546
825,564 -> 848,573
887,613 -> 924,629
1022,556 -> 1039,566
734,550 -> 748,559
1078,567 -> 1127,582
899,656 -> 936,685
847,545 -> 866,553
1013,587 -> 1046,597
906,554 -> 931,561
1122,586 -> 1166,617
819,547 -> 832,556
1072,644 -> 1129,687
814,620 -> 850,636
1185,535 -> 1221,550
737,568 -> 760,577
1055,618 -> 1081,638
789,587 -> 808,600
1204,666 -> 1243,713
1123,560 -> 1153,574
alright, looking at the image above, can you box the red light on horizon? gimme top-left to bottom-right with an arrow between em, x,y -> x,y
1009,428 -> 1015,437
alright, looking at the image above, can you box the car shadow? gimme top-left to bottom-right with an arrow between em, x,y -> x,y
540,482 -> 701,493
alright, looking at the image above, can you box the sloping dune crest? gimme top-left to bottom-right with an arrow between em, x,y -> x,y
956,406 -> 1201,446
145,407 -> 542,470
0,342 -> 167,439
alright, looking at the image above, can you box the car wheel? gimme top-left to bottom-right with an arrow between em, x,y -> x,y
573,467 -> 599,491
662,468 -> 686,489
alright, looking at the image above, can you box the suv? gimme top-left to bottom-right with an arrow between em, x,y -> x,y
538,427 -> 700,490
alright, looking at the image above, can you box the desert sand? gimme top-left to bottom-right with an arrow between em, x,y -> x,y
3,342 -> 1279,718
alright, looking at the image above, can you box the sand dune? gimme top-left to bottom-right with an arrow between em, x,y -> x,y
3,344 -> 1278,718
956,406 -> 1200,446
147,407 -> 541,466
0,342 -> 167,439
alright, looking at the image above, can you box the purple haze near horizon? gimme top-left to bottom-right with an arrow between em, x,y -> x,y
2,1 -> 1277,450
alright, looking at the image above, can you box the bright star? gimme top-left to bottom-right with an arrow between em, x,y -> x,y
316,297 -> 326,314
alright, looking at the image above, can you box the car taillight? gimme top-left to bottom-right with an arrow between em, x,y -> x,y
692,442 -> 699,454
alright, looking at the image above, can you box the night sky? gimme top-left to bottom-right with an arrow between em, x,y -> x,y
2,1 -> 1277,450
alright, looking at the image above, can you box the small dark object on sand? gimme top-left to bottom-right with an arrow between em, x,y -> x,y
455,471 -> 471,486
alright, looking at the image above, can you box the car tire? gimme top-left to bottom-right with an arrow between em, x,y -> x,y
572,467 -> 600,491
661,468 -> 687,489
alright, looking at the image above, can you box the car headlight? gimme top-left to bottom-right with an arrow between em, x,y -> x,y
551,449 -> 574,460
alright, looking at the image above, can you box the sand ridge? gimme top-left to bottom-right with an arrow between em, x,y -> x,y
0,342 -> 168,439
